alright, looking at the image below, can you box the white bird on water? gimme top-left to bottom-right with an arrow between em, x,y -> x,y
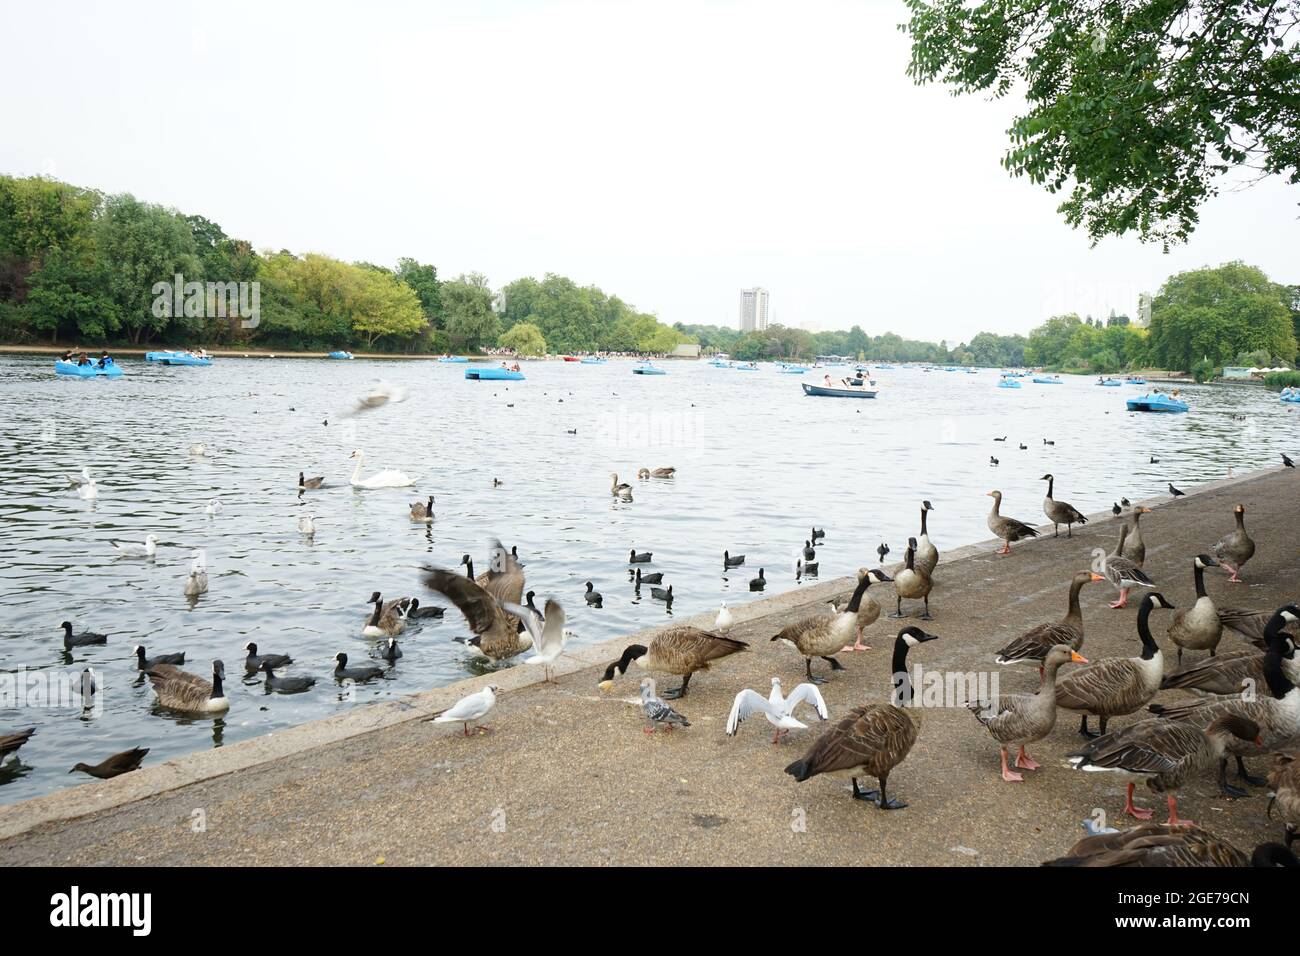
426,685 -> 498,736
348,450 -> 414,489
205,498 -> 222,517
77,474 -> 98,500
66,466 -> 93,489
509,597 -> 568,683
184,549 -> 209,596
188,443 -> 207,456
725,677 -> 829,744
715,601 -> 734,633
298,514 -> 316,537
111,534 -> 159,559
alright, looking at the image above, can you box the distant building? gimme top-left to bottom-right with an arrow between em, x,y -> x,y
738,287 -> 770,332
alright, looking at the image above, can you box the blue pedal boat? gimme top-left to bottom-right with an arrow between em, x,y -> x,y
465,367 -> 525,380
55,359 -> 123,378
1127,392 -> 1188,413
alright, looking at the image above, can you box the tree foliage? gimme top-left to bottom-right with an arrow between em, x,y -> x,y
499,321 -> 547,355
903,1 -> 1300,246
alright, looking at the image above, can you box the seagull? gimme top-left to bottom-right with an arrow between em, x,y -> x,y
298,514 -> 316,537
205,498 -> 223,516
65,466 -> 93,489
110,534 -> 158,558
640,678 -> 690,733
725,678 -> 829,744
715,602 -> 734,633
425,685 -> 498,735
349,381 -> 409,415
187,443 -> 207,456
1284,453 -> 1295,469
1169,482 -> 1185,497
77,475 -> 98,500
511,598 -> 567,683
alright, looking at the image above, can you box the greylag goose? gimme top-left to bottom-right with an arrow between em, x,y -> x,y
784,626 -> 939,809
610,473 -> 633,499
890,537 -> 932,620
834,568 -> 892,652
1055,593 -> 1174,737
726,677 -> 829,744
1210,504 -> 1255,582
969,644 -> 1087,782
1166,554 -> 1224,663
771,572 -> 876,684
1121,507 -> 1152,565
638,466 -> 676,478
599,626 -> 747,699
1068,713 -> 1261,824
1042,823 -> 1297,867
1041,474 -> 1087,537
1163,606 -> 1300,694
986,490 -> 1039,554
1267,749 -> 1300,848
995,571 -> 1104,670
1099,523 -> 1154,608
70,746 -> 149,779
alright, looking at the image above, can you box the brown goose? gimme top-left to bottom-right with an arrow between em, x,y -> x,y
914,500 -> 938,577
1267,749 -> 1300,848
1162,608 -> 1300,694
70,746 -> 149,779
1042,823 -> 1297,868
424,561 -> 531,661
1068,714 -> 1262,825
995,571 -> 1104,671
986,490 -> 1039,554
969,644 -> 1087,782
890,537 -> 932,619
409,495 -> 434,523
1166,554 -> 1223,664
1100,522 -> 1154,608
1,728 -> 35,761
1041,474 -> 1088,537
834,568 -> 892,652
362,591 -> 408,638
298,471 -> 324,489
1056,592 -> 1174,738
1217,606 -> 1286,648
784,626 -> 939,809
147,660 -> 229,714
599,626 -> 747,699
637,466 -> 676,478
1121,507 -> 1152,565
1211,503 -> 1255,582
772,572 -> 875,683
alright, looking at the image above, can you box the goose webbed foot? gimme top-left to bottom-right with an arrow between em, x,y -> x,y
1014,746 -> 1040,771
999,748 -> 1024,782
1078,715 -> 1100,738
821,655 -> 845,671
851,778 -> 879,802
1218,758 -> 1249,797
1235,755 -> 1266,787
918,611 -> 933,621
1125,783 -> 1154,819
660,686 -> 686,700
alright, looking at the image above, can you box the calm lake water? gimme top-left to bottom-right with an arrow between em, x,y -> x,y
0,354 -> 1294,802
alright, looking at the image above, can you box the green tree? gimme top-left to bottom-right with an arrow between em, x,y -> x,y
22,249 -> 120,342
904,1 -> 1300,246
441,273 -> 499,351
351,267 -> 427,347
499,321 -> 546,355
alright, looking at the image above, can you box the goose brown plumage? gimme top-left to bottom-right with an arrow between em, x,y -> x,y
1120,507 -> 1152,565
1267,749 -> 1300,848
834,568 -> 892,652
424,552 -> 530,661
1166,554 -> 1224,664
598,626 -> 747,699
1042,823 -> 1297,867
147,660 -> 229,714
1041,474 -> 1088,537
986,490 -> 1039,554
890,537 -> 932,619
995,570 -> 1104,669
772,572 -> 875,683
1210,503 -> 1255,582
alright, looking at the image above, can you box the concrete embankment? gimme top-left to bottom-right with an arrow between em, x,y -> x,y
1,467 -> 1296,865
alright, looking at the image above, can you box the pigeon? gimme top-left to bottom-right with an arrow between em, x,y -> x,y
426,685 -> 498,735
640,678 -> 690,732
1169,482 -> 1185,497
726,678 -> 830,743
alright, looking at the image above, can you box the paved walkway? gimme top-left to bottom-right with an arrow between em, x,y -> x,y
2,468 -> 1296,865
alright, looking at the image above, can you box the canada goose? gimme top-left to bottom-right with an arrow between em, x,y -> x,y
585,581 -> 603,607
610,473 -> 633,498
802,540 -> 816,561
1055,592 -> 1174,737
996,571 -> 1104,670
1147,629 -> 1299,796
333,652 -> 384,682
891,537 -> 933,620
969,645 -> 1088,782
424,561 -> 531,661
726,678 -> 829,743
811,526 -> 826,541
60,621 -> 107,648
409,496 -> 435,523
70,747 -> 149,779
516,598 -> 566,682
986,490 -> 1039,554
634,568 -> 663,586
243,642 -> 292,674
599,626 -> 747,699
650,584 -> 673,605
835,568 -> 892,652
1121,507 -> 1152,565
0,728 -> 35,761
134,645 -> 185,670
400,598 -> 445,620
772,571 -> 876,683
148,660 -> 229,714
1217,605 -> 1298,648
348,450 -> 414,489
1267,749 -> 1300,848
640,678 -> 690,732
629,549 -> 652,563
1099,524 -> 1154,608
1068,713 -> 1261,825
1041,474 -> 1088,537
749,569 -> 766,591
260,662 -> 316,693
1169,482 -> 1185,497
715,602 -> 734,632
1163,607 -> 1300,695
297,514 -> 316,537
110,534 -> 158,558
1211,504 -> 1255,582
796,559 -> 818,578
784,626 -> 939,809
1167,554 -> 1224,663
914,500 -> 938,577
426,685 -> 498,735
639,466 -> 676,478
723,550 -> 745,568
1042,823 -> 1298,868
362,591 -> 408,638
298,471 -> 324,489
510,545 -> 526,567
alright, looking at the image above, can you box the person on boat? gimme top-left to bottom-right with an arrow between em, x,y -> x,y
823,374 -> 834,387
77,352 -> 92,366
60,350 -> 73,362
96,350 -> 111,368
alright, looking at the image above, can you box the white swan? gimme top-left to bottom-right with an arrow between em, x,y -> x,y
111,534 -> 158,558
348,450 -> 414,489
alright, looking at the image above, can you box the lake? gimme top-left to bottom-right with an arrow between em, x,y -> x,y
0,354 -> 1294,803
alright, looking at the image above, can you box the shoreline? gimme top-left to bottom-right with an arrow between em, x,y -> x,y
1,464 -> 1293,864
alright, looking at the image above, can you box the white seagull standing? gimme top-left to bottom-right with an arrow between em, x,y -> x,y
715,601 -> 734,633
725,677 -> 830,744
111,534 -> 159,558
427,685 -> 498,736
509,597 -> 568,683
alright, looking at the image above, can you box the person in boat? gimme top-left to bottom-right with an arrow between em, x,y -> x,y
824,374 -> 834,387
77,352 -> 92,366
60,350 -> 73,361
96,350 -> 112,368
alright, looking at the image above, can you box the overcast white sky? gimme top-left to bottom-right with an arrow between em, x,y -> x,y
2,0 -> 1295,341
